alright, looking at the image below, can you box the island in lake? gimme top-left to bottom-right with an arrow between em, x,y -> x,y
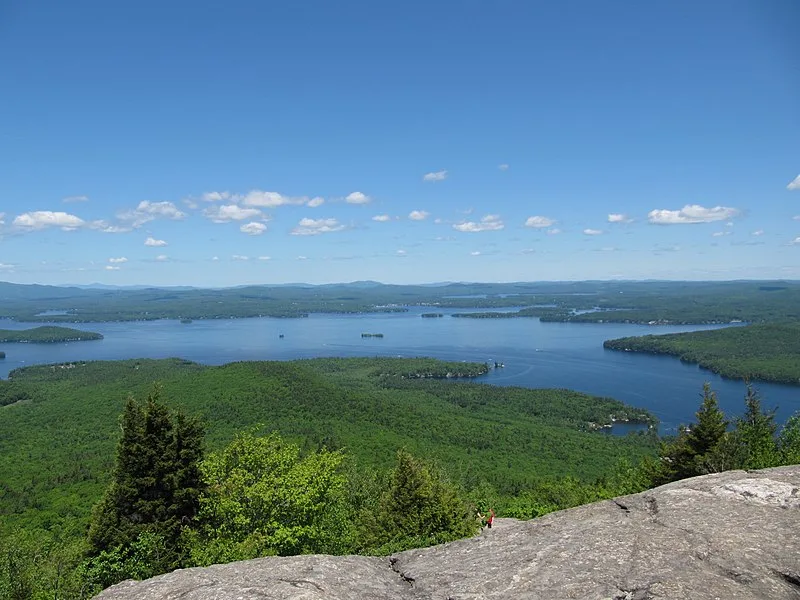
361,332 -> 384,338
0,326 -> 103,343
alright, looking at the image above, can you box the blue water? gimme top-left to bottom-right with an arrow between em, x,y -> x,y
1,308 -> 797,434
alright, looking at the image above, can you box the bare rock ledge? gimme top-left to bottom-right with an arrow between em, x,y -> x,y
95,466 -> 800,600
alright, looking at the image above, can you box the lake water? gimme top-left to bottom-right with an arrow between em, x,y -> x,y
1,307 -> 798,434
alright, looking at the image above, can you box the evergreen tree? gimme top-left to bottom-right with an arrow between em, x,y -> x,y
170,412 -> 205,538
777,414 -> 800,465
374,449 -> 477,551
87,387 -> 204,577
688,383 -> 735,474
657,383 -> 731,483
687,383 -> 728,458
733,384 -> 779,469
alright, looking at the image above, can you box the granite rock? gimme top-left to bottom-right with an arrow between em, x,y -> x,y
95,466 -> 800,600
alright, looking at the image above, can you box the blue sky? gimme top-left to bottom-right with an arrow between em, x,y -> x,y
1,0 -> 798,286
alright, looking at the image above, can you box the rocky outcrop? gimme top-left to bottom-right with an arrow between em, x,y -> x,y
95,466 -> 800,600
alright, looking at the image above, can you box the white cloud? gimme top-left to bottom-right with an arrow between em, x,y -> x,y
290,217 -> 345,236
498,164 -> 509,171
787,175 -> 800,191
752,230 -> 764,236
547,228 -> 562,235
119,201 -> 186,227
0,262 -> 14,270
232,255 -> 249,261
211,256 -> 219,261
199,189 -> 324,208
453,214 -> 504,232
433,218 -> 443,224
242,190 -> 310,208
711,231 -> 731,237
396,249 -> 407,256
372,214 -> 391,222
202,191 -> 232,202
258,256 -> 271,261
607,213 -> 633,223
144,236 -> 167,247
423,170 -> 448,182
13,210 -> 86,231
91,221 -> 131,233
790,237 -> 800,246
204,204 -> 262,223
104,265 -> 120,271
0,212 -> 4,225
583,228 -> 603,236
108,257 -> 128,264
795,215 -> 800,221
409,210 -> 430,221
470,251 -> 482,256
155,255 -> 168,261
524,216 -> 556,229
647,204 -> 740,224
345,191 -> 371,204
62,195 -> 89,203
296,255 -> 308,260
240,222 -> 267,236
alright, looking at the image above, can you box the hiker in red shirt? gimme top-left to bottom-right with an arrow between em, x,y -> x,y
486,508 -> 495,529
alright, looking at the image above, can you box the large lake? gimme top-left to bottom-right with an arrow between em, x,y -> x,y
1,307 -> 798,433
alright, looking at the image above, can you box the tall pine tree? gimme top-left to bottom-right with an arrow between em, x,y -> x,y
374,449 -> 477,550
734,384 -> 779,469
87,387 -> 204,572
657,383 -> 730,483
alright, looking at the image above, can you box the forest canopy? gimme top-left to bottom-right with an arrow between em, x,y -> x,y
0,326 -> 103,343
603,323 -> 800,385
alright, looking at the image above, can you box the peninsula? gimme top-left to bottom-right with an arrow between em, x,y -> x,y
603,323 -> 800,385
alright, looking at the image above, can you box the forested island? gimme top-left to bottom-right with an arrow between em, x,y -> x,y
0,325 -> 103,343
603,323 -> 800,385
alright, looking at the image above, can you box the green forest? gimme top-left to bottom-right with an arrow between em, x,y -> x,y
603,323 -> 800,385
0,356 -> 798,598
1,356 -> 655,597
0,326 -> 103,343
